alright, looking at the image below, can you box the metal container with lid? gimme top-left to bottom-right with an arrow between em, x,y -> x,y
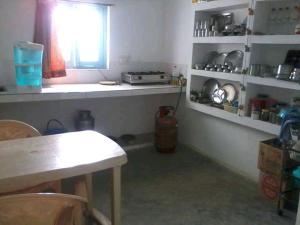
75,110 -> 95,131
290,68 -> 300,82
276,64 -> 294,80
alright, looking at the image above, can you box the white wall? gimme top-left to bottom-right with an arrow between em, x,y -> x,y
0,0 -> 168,85
0,0 -> 180,137
0,94 -> 180,137
0,0 -> 36,85
0,0 -> 278,181
163,0 -> 275,181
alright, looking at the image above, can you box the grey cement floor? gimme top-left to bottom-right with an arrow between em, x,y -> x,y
89,146 -> 296,225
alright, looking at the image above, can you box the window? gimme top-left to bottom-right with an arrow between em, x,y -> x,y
54,1 -> 109,69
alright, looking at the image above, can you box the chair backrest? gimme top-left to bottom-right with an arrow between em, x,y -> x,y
0,120 -> 61,195
0,120 -> 40,141
0,193 -> 88,225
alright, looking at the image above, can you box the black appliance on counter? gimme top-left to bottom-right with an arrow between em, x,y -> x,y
121,71 -> 171,84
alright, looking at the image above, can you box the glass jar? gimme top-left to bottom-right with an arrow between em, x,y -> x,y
261,109 -> 270,122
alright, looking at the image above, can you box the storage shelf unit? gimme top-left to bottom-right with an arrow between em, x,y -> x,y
246,76 -> 300,91
256,0 -> 300,2
188,0 -> 300,135
187,100 -> 280,135
191,70 -> 244,83
0,84 -> 185,103
249,35 -> 300,45
193,0 -> 250,12
193,36 -> 247,44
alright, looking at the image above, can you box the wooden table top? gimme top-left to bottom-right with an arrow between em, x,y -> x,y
0,131 -> 127,193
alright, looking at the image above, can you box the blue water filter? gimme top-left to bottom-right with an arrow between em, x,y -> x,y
13,42 -> 44,87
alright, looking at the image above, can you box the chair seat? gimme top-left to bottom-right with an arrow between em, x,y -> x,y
0,193 -> 90,225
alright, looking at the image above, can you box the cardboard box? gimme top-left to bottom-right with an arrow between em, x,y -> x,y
259,171 -> 281,203
258,140 -> 299,205
259,171 -> 297,205
258,139 -> 284,176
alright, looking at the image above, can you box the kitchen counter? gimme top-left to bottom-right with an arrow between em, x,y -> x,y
0,83 -> 185,103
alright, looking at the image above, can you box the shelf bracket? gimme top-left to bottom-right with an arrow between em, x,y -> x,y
248,8 -> 254,16
245,45 -> 251,52
240,84 -> 246,92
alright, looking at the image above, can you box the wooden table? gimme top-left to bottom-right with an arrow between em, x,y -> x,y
0,130 -> 127,225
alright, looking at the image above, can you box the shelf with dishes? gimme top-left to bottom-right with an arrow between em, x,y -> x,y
256,0 -> 300,2
193,36 -> 247,44
193,7 -> 248,39
252,1 -> 300,38
192,48 -> 245,80
188,0 -> 300,136
193,0 -> 250,12
245,48 -> 300,90
187,100 -> 280,135
191,69 -> 244,83
246,76 -> 300,90
243,116 -> 281,135
190,76 -> 241,115
249,35 -> 300,45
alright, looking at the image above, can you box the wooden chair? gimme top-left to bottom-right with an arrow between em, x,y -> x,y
0,120 -> 61,194
0,193 -> 89,225
0,120 -> 40,141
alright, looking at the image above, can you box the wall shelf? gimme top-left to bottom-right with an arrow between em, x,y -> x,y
256,0 -> 299,2
187,100 -> 280,135
249,35 -> 300,45
246,76 -> 300,91
193,36 -> 247,44
193,0 -> 250,12
122,133 -> 154,151
0,84 -> 185,103
188,0 -> 300,136
191,70 -> 244,83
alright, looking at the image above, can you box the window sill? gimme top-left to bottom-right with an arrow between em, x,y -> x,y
65,68 -> 109,71
0,83 -> 185,103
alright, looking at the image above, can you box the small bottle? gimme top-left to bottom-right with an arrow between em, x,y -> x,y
284,7 -> 291,34
261,109 -> 270,122
194,21 -> 199,37
295,24 -> 300,34
277,8 -> 284,34
172,65 -> 179,77
294,6 -> 300,34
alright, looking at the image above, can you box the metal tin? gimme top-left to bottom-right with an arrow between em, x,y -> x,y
290,68 -> 300,81
276,64 -> 294,80
75,110 -> 95,131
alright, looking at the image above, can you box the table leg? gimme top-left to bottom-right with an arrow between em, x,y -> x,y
85,174 -> 93,213
111,166 -> 121,225
75,175 -> 94,211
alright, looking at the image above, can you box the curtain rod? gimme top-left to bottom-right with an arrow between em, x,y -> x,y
59,0 -> 114,6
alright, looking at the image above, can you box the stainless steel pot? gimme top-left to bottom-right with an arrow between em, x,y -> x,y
276,64 -> 294,80
249,64 -> 272,77
249,64 -> 261,76
75,110 -> 95,131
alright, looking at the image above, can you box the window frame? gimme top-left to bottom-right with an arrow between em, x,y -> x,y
56,1 -> 110,70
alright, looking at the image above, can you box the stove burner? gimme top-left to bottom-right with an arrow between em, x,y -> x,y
127,71 -> 165,75
122,71 -> 171,84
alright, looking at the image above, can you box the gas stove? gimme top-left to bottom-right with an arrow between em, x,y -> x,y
122,71 -> 171,84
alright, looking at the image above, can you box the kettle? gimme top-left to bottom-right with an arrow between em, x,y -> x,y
75,110 -> 95,131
